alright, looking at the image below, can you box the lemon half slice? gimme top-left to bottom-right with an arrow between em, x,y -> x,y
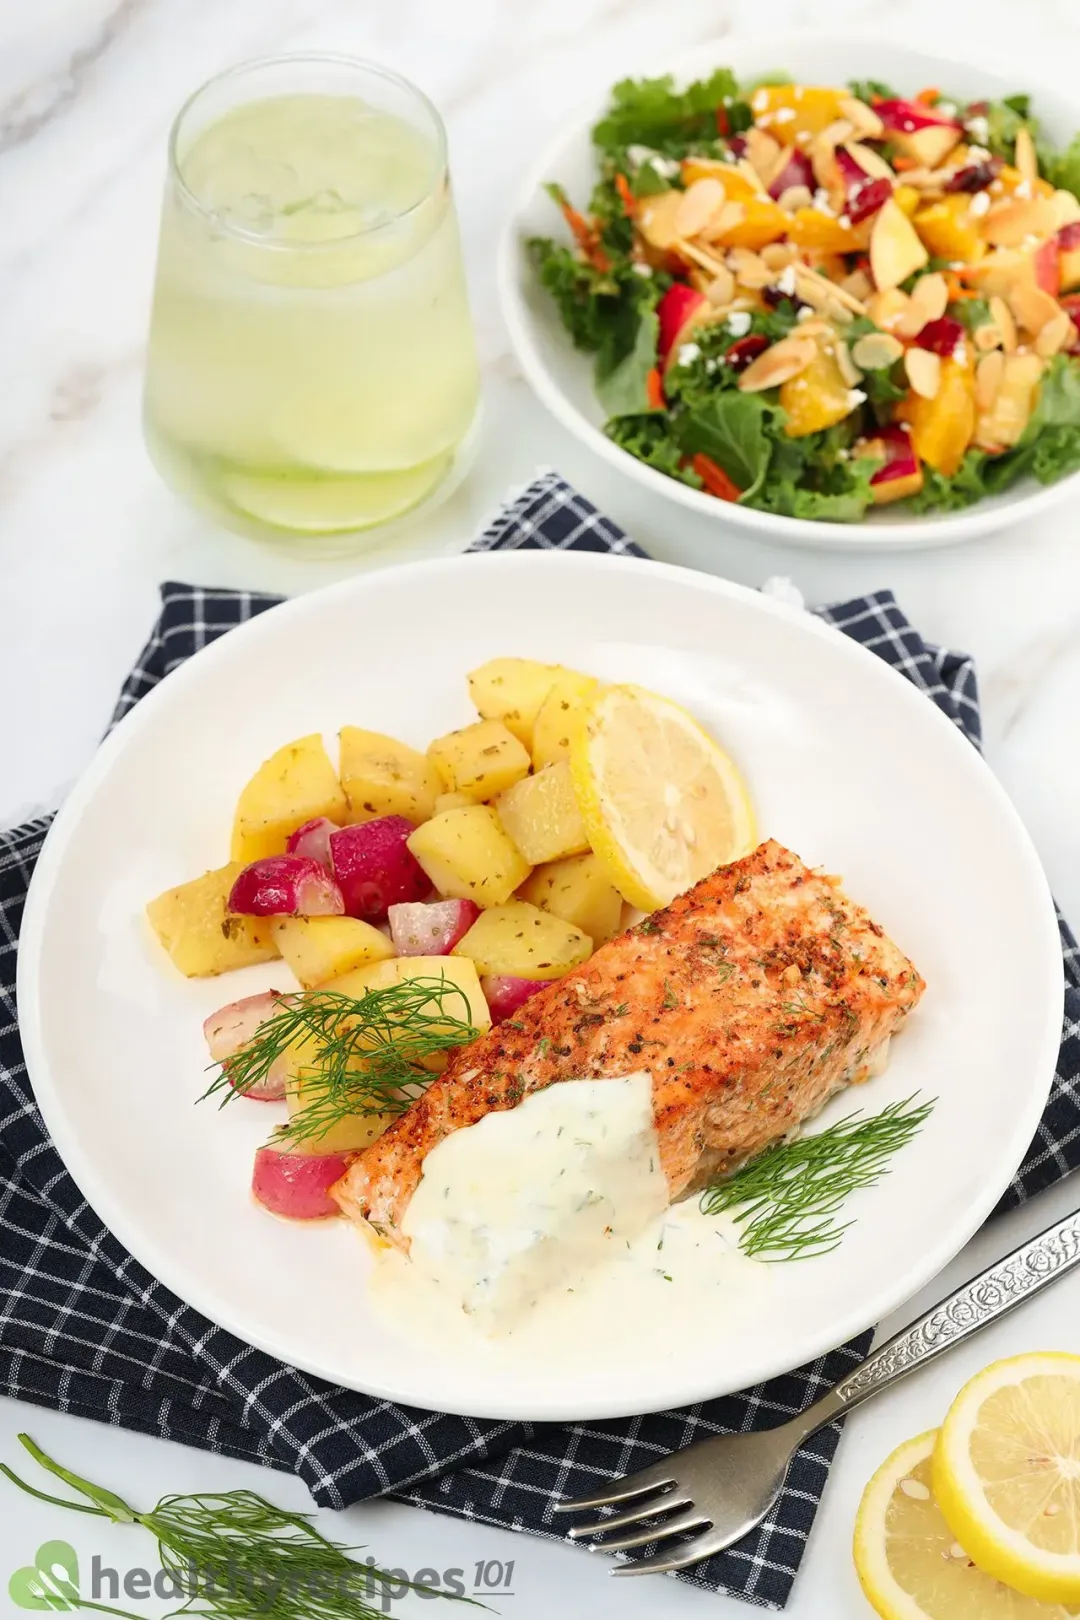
569,684 -> 756,911
933,1354 -> 1080,1606
854,1430 -> 1077,1619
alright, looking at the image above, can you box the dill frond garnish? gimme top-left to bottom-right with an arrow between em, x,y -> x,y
701,1094 -> 935,1261
1,1433 -> 474,1619
201,979 -> 479,1148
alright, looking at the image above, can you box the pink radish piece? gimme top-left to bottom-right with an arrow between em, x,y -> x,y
228,856 -> 344,918
482,975 -> 547,1024
329,817 -> 428,923
388,899 -> 480,956
252,1142 -> 354,1220
767,147 -> 814,200
203,990 -> 292,1100
285,816 -> 338,870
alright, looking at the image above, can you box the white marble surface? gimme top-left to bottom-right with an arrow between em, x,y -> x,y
4,1 -> 1080,1614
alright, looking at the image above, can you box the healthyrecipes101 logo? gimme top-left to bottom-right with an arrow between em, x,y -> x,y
10,1539 -> 517,1613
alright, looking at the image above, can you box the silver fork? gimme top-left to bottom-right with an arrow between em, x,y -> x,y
553,1204 -> 1080,1576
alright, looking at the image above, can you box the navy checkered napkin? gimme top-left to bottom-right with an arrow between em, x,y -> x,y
2,472 -> 1078,1611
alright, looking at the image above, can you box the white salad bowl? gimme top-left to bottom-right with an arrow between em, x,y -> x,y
18,552 -> 1063,1419
499,34 -> 1080,550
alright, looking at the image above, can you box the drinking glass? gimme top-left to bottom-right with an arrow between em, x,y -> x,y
143,56 -> 481,548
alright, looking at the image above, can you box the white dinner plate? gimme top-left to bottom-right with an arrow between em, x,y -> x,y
18,552 -> 1063,1419
499,34 -> 1080,549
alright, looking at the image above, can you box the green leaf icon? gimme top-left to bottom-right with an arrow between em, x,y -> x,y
8,1541 -> 79,1611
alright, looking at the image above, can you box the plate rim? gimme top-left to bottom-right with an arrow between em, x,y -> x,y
497,29 -> 1080,552
17,549 -> 1066,1418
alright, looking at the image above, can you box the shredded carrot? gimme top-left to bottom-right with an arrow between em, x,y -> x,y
556,194 -> 611,272
646,367 -> 666,410
916,86 -> 940,106
715,104 -> 731,137
690,452 -> 741,502
944,271 -> 979,301
892,155 -> 918,172
869,94 -> 885,107
614,172 -> 636,217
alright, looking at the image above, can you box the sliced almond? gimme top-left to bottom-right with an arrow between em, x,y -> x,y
676,178 -> 727,239
851,331 -> 904,370
1014,126 -> 1039,190
738,336 -> 817,392
975,348 -> 1005,411
841,268 -> 874,301
894,165 -> 948,192
982,196 -> 1057,247
760,242 -> 796,270
973,321 -> 1003,352
989,293 -> 1018,352
905,347 -> 942,399
844,140 -> 895,181
793,262 -> 867,315
835,340 -> 862,387
778,183 -> 814,212
867,287 -> 911,331
838,97 -> 885,139
1008,280 -> 1062,335
637,190 -> 684,250
702,199 -> 748,242
1051,188 -> 1080,228
870,198 -> 930,292
1036,309 -> 1075,357
704,266 -> 736,306
744,125 -> 783,183
910,271 -> 950,323
673,237 -> 729,277
736,157 -> 768,197
974,352 -> 1044,447
819,118 -> 855,149
728,247 -> 774,290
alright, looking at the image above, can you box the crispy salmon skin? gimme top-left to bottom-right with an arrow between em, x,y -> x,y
332,840 -> 925,1244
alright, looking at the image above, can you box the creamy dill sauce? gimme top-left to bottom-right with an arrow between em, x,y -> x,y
369,1075 -> 766,1361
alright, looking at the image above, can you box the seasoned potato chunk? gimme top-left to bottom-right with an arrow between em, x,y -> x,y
325,954 -> 491,1061
518,852 -> 624,946
271,915 -> 394,989
495,760 -> 590,865
466,658 -> 562,748
531,669 -> 597,770
453,901 -> 592,980
147,863 -> 279,977
284,1034 -> 396,1154
428,719 -> 531,802
434,790 -> 474,813
406,806 -> 531,907
230,736 -> 347,863
339,727 -> 441,825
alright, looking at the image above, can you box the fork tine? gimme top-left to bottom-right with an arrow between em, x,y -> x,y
552,1461 -> 679,1513
612,1525 -> 729,1578
564,1489 -> 691,1541
586,1506 -> 709,1555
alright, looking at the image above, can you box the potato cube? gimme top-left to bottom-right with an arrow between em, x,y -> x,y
518,852 -> 624,946
146,863 -> 279,977
428,719 -> 531,802
284,1035 -> 396,1154
406,806 -> 531,907
325,955 -> 491,1053
434,790 -> 474,813
467,658 -> 562,748
230,735 -> 347,863
453,901 -> 592,980
340,727 -> 441,825
530,669 -> 597,770
495,760 -> 589,865
271,915 -> 394,989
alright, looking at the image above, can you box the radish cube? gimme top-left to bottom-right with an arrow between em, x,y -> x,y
203,990 -> 292,1100
252,1142 -> 353,1220
482,975 -> 547,1024
286,816 -> 338,870
228,856 -> 344,918
329,816 -> 429,923
388,899 -> 480,956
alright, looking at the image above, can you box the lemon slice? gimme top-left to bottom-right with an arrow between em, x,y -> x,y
569,684 -> 756,911
933,1353 -> 1080,1605
854,1430 -> 1077,1619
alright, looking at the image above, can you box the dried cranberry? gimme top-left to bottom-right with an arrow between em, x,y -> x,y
916,317 -> 966,357
724,333 -> 769,371
847,176 -> 893,224
947,158 -> 1003,193
727,134 -> 748,159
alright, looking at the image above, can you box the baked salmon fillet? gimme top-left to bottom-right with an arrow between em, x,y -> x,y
332,839 -> 925,1244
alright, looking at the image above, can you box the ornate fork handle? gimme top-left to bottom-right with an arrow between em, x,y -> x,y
823,1207 -> 1080,1417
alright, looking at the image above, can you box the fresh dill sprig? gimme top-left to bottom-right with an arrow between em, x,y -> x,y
201,979 -> 479,1147
701,1094 -> 935,1261
1,1434 -> 474,1620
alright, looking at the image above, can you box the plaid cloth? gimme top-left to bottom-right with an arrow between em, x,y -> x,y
2,472 -> 1078,1613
